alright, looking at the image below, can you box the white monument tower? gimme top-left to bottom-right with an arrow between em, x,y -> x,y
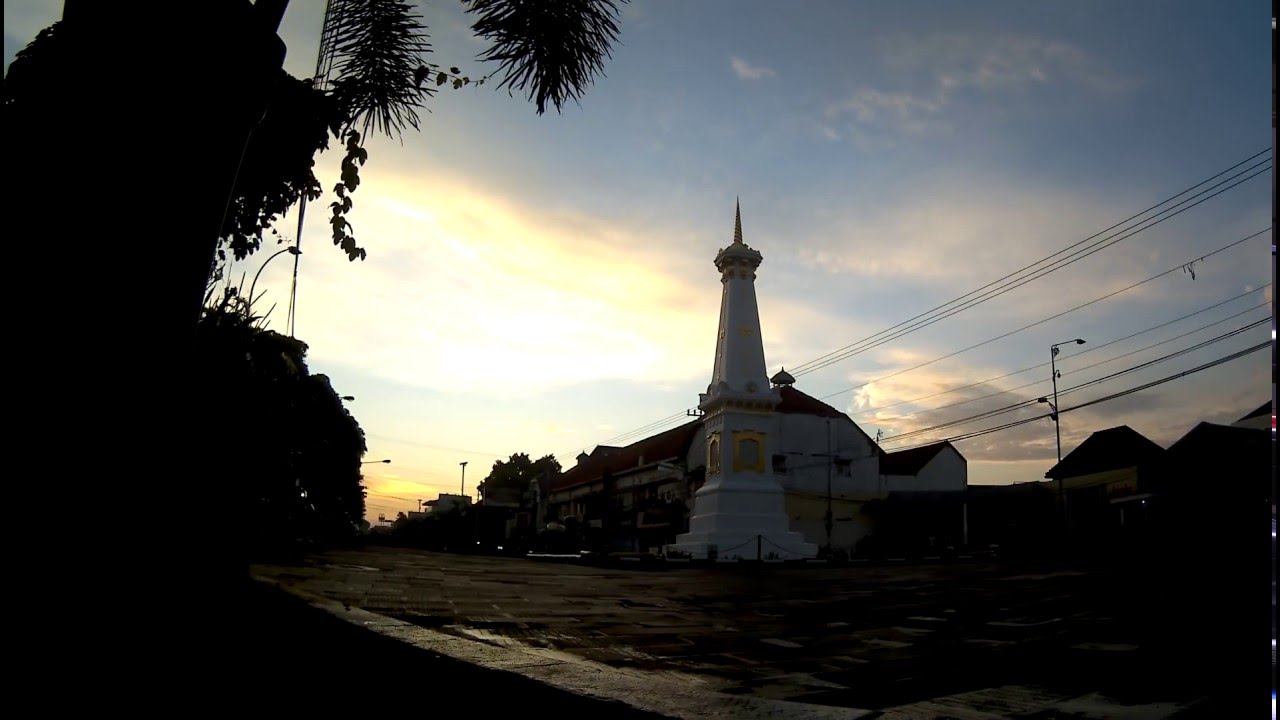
669,201 -> 818,560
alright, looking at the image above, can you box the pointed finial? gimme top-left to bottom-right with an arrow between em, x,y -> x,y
733,197 -> 743,244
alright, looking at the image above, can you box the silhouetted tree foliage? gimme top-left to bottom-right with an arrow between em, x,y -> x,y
466,0 -> 626,115
219,72 -> 343,261
329,0 -> 435,138
479,453 -> 561,506
2,22 -> 63,113
196,290 -> 367,557
3,1 -> 630,339
222,0 -> 627,264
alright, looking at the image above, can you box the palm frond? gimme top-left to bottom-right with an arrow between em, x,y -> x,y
465,0 -> 626,115
327,0 -> 434,139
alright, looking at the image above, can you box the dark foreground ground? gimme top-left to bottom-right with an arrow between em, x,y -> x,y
238,579 -> 671,717
253,546 -> 1272,718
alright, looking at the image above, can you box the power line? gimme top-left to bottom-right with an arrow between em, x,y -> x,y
879,318 -> 1268,445
365,433 -> 506,459
818,227 -> 1271,401
558,337 -> 1268,490
559,149 -> 1273,461
571,225 -> 1268,456
788,148 -> 1271,376
598,412 -> 690,446
883,340 -> 1270,453
848,285 -> 1270,417
878,319 -> 1267,445
366,491 -> 416,503
866,299 -> 1271,427
795,161 -> 1271,377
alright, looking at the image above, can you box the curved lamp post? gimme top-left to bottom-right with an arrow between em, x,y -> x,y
1039,337 -> 1086,529
248,246 -> 300,309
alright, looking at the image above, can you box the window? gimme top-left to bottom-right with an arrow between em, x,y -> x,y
772,454 -> 787,474
835,459 -> 852,477
708,433 -> 722,474
732,430 -> 766,472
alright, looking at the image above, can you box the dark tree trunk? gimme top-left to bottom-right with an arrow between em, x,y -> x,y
11,1 -> 285,700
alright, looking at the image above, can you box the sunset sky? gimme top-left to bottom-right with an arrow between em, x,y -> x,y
6,1 -> 1272,523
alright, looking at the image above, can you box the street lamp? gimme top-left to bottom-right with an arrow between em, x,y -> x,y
340,395 -> 355,401
459,461 -> 468,496
1041,338 -> 1086,463
361,459 -> 391,465
248,246 -> 300,308
1040,337 -> 1085,528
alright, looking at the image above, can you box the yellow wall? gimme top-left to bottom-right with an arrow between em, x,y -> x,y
1058,467 -> 1138,492
784,494 -> 873,550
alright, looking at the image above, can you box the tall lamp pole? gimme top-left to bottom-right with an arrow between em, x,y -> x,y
247,246 -> 300,309
825,418 -> 833,554
460,461 -> 469,496
1039,338 -> 1086,527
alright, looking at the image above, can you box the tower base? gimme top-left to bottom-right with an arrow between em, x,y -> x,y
667,529 -> 817,560
668,475 -> 818,560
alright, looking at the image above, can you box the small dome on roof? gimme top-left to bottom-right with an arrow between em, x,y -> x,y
770,367 -> 796,387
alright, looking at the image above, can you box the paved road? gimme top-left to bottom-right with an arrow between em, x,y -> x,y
237,577 -> 671,717
254,547 -> 1243,718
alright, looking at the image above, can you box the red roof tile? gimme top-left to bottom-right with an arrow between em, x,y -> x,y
549,387 -> 887,492
776,385 -> 846,418
552,420 -> 701,492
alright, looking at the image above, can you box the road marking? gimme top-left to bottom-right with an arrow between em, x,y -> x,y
761,638 -> 804,649
987,618 -> 1063,628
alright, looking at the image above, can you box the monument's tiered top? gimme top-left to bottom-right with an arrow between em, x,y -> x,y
701,200 -> 780,415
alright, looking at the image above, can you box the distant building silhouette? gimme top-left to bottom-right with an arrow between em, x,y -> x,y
1230,400 -> 1272,431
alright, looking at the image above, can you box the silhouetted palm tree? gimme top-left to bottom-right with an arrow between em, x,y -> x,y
325,0 -> 626,139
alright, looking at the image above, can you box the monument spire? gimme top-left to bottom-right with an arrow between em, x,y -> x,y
733,197 -> 743,244
668,201 -> 818,561
705,199 -> 771,403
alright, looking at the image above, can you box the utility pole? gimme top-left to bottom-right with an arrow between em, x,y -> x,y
1040,338 -> 1086,534
460,461 -> 468,496
789,420 -> 843,556
825,418 -> 833,553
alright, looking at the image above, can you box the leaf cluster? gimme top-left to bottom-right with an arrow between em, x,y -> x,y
466,0 -> 626,115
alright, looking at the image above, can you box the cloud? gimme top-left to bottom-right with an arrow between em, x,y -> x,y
825,32 -> 1134,143
730,56 -> 777,80
792,178 -> 1136,288
265,170 -> 728,399
843,358 -> 1062,464
829,89 -> 945,128
849,326 -> 1270,469
882,32 -> 1134,96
